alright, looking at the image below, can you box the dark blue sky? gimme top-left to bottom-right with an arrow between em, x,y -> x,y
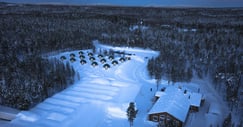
0,0 -> 243,7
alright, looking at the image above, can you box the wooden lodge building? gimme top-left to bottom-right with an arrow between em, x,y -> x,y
148,86 -> 203,127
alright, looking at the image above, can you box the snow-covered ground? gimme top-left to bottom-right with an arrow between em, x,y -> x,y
4,41 -> 227,127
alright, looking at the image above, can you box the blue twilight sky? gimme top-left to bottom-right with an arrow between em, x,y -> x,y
0,0 -> 243,7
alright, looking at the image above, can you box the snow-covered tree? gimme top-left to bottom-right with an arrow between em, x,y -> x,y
127,102 -> 138,127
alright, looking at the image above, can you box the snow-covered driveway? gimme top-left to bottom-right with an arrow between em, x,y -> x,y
7,44 -> 159,127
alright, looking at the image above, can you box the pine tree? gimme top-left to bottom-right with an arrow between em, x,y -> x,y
127,102 -> 138,127
223,113 -> 232,127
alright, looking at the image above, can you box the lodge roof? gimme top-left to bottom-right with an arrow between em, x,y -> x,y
148,86 -> 190,122
155,86 -> 202,107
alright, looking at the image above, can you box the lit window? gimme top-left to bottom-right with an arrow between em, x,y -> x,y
159,115 -> 165,121
167,117 -> 171,121
152,115 -> 158,122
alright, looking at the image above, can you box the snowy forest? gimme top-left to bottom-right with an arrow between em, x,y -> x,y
0,2 -> 242,119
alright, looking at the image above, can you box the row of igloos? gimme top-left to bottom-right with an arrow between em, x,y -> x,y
60,51 -> 131,69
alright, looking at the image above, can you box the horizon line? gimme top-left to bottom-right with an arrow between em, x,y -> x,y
1,1 -> 243,8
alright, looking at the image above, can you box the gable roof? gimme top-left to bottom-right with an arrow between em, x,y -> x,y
185,92 -> 202,107
155,86 -> 202,107
148,86 -> 190,122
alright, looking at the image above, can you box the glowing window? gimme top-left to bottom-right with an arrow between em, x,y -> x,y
152,115 -> 158,122
159,115 -> 165,121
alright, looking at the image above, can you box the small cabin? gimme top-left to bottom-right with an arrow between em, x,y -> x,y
79,55 -> 85,59
80,60 -> 87,65
91,61 -> 98,67
98,54 -> 104,59
100,58 -> 106,64
89,57 -> 96,61
112,60 -> 118,66
126,56 -> 131,60
60,56 -> 67,60
88,52 -> 93,57
70,53 -> 75,58
78,51 -> 84,55
70,58 -> 76,62
103,64 -> 110,70
108,56 -> 114,60
119,57 -> 126,62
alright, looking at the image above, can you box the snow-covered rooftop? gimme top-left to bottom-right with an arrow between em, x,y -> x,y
148,86 -> 190,122
186,92 -> 202,107
155,86 -> 202,107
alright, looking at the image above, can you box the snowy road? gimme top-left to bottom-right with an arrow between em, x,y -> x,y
6,44 -> 159,127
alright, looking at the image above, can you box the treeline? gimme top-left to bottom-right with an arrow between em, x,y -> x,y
102,23 -> 242,84
0,41 -> 75,109
0,3 -> 242,110
145,27 -> 241,83
97,8 -> 242,84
